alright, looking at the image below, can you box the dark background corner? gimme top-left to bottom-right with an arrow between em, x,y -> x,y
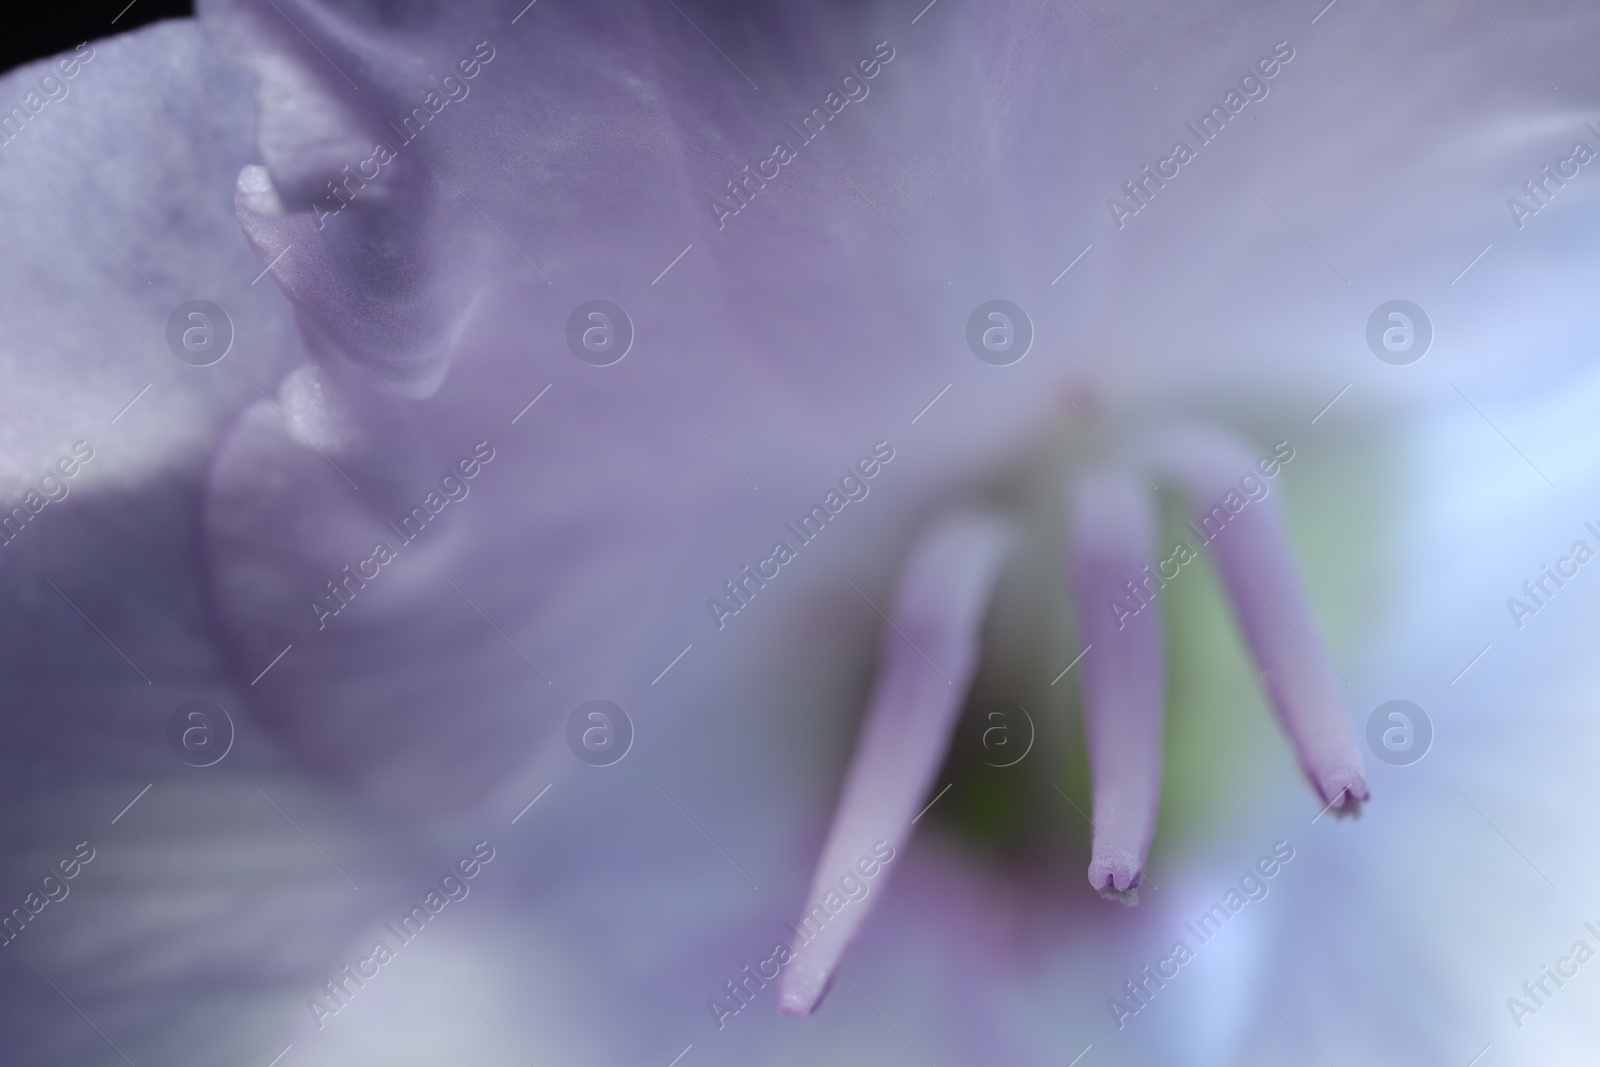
1,0 -> 194,76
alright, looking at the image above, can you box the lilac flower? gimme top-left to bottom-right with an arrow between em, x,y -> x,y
4,2 -> 1600,1066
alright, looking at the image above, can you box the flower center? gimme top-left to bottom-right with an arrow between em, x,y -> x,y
776,422 -> 1379,1017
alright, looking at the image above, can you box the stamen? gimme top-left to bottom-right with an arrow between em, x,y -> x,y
1067,466 -> 1165,903
1145,427 -> 1368,812
777,510 -> 1012,1018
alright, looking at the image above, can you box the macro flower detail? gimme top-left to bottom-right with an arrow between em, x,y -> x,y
778,422 -> 1366,1016
5,2 -> 1600,1066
